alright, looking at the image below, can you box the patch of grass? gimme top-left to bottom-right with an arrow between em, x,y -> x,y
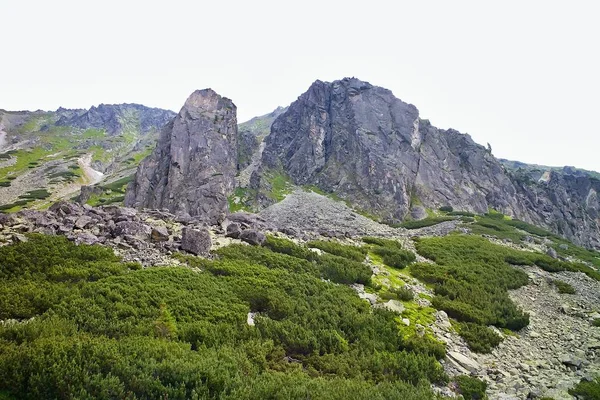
228,187 -> 255,212
0,234 -> 447,398
552,280 -> 575,294
362,237 -> 416,269
397,217 -> 454,230
569,377 -> 600,399
0,200 -> 32,212
19,189 -> 51,200
392,286 -> 414,301
87,175 -> 134,206
592,319 -> 600,327
266,171 -> 292,202
307,240 -> 367,262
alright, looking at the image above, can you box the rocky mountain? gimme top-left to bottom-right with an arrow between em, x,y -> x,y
250,78 -> 600,249
0,104 -> 175,211
124,89 -> 238,224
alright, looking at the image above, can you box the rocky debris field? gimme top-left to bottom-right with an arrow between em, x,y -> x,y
0,202 -> 275,266
259,189 -> 399,238
423,263 -> 600,400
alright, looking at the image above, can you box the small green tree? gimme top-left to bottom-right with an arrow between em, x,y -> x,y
154,303 -> 177,340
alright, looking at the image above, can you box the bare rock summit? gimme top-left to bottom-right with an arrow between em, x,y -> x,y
125,89 -> 238,224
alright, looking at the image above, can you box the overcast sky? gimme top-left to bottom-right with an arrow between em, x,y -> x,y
1,0 -> 598,171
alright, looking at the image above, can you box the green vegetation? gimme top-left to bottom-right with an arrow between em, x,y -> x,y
266,171 -> 293,202
307,240 -> 367,262
552,279 -> 576,294
0,234 -> 447,399
412,235 -> 530,350
456,375 -> 488,399
87,175 -> 134,206
447,211 -> 476,217
398,216 -> 454,229
592,319 -> 600,327
362,237 -> 416,269
438,206 -> 453,212
569,377 -> 600,399
19,189 -> 50,200
392,286 -> 415,301
457,323 -> 503,353
227,187 -> 256,212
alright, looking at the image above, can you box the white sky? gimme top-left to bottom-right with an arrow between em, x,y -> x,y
1,0 -> 599,171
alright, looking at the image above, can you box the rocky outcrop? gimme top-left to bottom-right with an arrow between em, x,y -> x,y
125,89 -> 238,224
56,104 -> 175,136
513,171 -> 600,249
254,77 -> 600,248
256,78 -> 524,221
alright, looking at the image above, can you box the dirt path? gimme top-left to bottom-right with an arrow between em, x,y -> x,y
78,154 -> 104,185
48,154 -> 105,202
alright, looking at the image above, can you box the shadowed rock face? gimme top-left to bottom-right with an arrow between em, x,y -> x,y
256,77 -> 600,248
258,78 -> 525,219
125,89 -> 237,224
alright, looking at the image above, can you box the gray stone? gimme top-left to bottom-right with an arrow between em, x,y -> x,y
181,227 -> 211,255
113,221 -> 151,239
125,89 -> 238,225
225,222 -> 242,238
151,226 -> 169,242
74,215 -> 93,229
239,229 -> 266,246
447,351 -> 481,373
546,247 -> 558,259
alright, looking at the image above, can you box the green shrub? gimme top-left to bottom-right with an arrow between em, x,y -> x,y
19,189 -> 50,200
456,375 -> 487,399
552,280 -> 575,294
392,286 -> 414,301
0,235 -> 452,398
439,206 -> 453,213
372,247 -> 416,269
307,240 -> 367,262
362,237 -> 404,249
412,235 -> 531,349
448,211 -> 476,217
457,323 -> 502,353
569,377 -> 600,399
400,217 -> 454,230
592,319 -> 600,327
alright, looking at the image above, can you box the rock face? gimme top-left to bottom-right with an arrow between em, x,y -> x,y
125,89 -> 238,224
513,171 -> 600,249
257,78 -> 526,221
55,104 -> 175,136
255,77 -> 600,248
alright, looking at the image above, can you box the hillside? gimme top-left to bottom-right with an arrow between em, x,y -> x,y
2,83 -> 600,399
0,105 -> 175,211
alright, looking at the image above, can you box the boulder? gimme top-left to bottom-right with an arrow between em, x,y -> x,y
225,222 -> 242,238
181,227 -> 211,255
239,230 -> 266,246
151,226 -> 170,242
74,215 -> 93,229
546,247 -> 558,259
447,351 -> 481,373
113,221 -> 151,239
49,201 -> 82,216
